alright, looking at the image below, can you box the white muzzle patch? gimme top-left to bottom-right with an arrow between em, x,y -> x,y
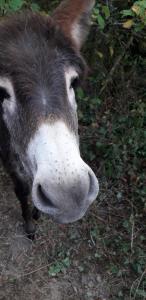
27,121 -> 99,222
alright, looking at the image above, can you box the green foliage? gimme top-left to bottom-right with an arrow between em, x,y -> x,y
0,0 -> 40,14
93,7 -> 106,30
0,0 -> 24,13
92,0 -> 146,32
122,0 -> 146,31
48,256 -> 70,277
8,0 -> 24,11
93,2 -> 111,30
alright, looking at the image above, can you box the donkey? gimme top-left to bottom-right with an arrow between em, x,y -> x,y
0,0 -> 99,237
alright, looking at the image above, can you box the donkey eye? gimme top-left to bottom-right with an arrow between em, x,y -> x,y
0,87 -> 10,102
70,77 -> 80,90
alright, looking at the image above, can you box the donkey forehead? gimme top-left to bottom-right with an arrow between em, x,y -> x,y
0,12 -> 85,133
0,13 -> 85,79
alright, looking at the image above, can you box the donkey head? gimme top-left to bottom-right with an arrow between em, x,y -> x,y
0,0 -> 99,224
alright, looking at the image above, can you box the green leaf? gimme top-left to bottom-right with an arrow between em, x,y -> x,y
122,9 -> 135,17
110,264 -> 119,274
48,262 -> 63,276
48,257 -> 70,277
96,142 -> 103,148
93,8 -> 100,15
134,23 -> 145,32
102,5 -> 110,19
77,87 -> 84,99
95,252 -> 101,258
30,3 -> 40,12
78,266 -> 84,272
97,14 -> 105,30
9,0 -> 25,11
0,0 -> 5,7
62,257 -> 70,268
123,220 -> 130,229
136,289 -> 146,297
135,0 -> 146,9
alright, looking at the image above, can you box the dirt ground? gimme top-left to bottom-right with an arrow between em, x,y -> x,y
0,162 -> 111,300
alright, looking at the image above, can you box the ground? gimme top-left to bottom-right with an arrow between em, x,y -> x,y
0,162 -> 110,300
0,155 -> 145,300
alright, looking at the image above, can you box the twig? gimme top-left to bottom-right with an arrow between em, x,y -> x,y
130,269 -> 146,300
130,278 -> 139,300
18,262 -> 53,278
131,216 -> 135,253
99,35 -> 133,96
134,269 -> 146,300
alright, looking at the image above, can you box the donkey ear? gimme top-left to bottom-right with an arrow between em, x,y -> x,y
52,0 -> 95,50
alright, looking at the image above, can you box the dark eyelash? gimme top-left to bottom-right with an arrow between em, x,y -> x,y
70,77 -> 80,90
0,87 -> 10,102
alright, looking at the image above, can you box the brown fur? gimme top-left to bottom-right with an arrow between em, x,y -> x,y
53,0 -> 95,49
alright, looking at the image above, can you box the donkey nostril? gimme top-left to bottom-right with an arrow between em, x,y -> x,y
37,184 -> 56,208
88,172 -> 94,195
87,170 -> 99,202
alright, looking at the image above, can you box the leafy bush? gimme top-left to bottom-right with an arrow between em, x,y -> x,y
0,0 -> 40,14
